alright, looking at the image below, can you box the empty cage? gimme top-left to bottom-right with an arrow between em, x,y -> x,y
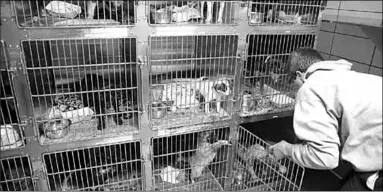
0,155 -> 36,191
148,1 -> 242,26
42,141 -> 143,191
248,0 -> 326,27
1,41 -> 26,151
12,0 -> 136,28
239,33 -> 316,117
151,126 -> 232,191
230,126 -> 305,191
21,38 -> 141,145
149,35 -> 239,129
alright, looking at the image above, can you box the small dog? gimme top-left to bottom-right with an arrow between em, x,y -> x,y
195,77 -> 233,115
200,1 -> 225,23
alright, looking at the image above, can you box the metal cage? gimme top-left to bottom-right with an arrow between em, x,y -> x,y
20,37 -> 141,145
149,34 -> 239,130
231,126 -> 305,191
0,155 -> 36,191
151,126 -> 231,191
248,0 -> 326,27
1,41 -> 26,151
11,0 -> 136,28
147,1 -> 242,26
239,33 -> 316,117
42,140 -> 143,191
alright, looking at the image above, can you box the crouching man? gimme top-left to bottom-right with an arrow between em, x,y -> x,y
270,47 -> 382,191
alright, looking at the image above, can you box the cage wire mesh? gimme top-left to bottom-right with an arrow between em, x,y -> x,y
151,126 -> 231,191
42,140 -> 143,191
248,0 -> 327,27
0,155 -> 36,191
12,0 -> 136,28
148,1 -> 241,26
21,38 -> 140,145
230,126 -> 305,191
239,33 -> 316,117
1,41 -> 26,151
149,35 -> 238,129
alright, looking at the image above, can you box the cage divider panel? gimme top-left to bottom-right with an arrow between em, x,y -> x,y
42,140 -> 143,191
20,38 -> 140,145
0,155 -> 35,191
149,34 -> 238,130
1,41 -> 26,151
12,1 -> 136,28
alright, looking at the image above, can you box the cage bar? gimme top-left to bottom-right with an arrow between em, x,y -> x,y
42,140 -> 143,191
1,41 -> 26,151
149,34 -> 239,129
20,38 -> 141,145
0,155 -> 36,191
230,126 -> 305,191
148,1 -> 241,26
240,33 -> 316,117
151,126 -> 231,191
248,0 -> 326,27
12,0 -> 136,28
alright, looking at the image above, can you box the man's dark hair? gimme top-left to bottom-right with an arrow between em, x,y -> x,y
289,47 -> 324,75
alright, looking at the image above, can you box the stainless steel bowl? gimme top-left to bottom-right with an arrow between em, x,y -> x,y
152,102 -> 167,119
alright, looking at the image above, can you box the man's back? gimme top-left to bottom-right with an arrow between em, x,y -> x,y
298,67 -> 382,172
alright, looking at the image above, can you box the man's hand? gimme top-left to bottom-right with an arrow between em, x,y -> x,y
269,140 -> 294,161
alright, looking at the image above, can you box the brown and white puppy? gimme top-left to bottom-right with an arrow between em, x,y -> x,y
195,77 -> 233,115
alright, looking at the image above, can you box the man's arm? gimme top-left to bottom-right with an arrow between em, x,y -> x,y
287,99 -> 341,169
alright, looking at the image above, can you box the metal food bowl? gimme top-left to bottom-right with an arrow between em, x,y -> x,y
152,102 -> 167,119
44,119 -> 71,139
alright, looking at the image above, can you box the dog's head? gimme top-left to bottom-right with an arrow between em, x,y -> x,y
213,78 -> 233,96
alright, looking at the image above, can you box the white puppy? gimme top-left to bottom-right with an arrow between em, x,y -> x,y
200,1 -> 225,23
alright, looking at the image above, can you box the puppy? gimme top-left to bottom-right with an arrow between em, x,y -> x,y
195,77 -> 232,115
200,1 -> 225,23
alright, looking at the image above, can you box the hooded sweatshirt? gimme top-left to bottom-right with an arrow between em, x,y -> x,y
290,59 -> 382,172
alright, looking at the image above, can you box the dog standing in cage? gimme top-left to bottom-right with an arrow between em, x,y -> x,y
176,130 -> 231,184
195,76 -> 233,115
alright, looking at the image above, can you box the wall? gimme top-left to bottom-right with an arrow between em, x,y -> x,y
316,1 -> 382,77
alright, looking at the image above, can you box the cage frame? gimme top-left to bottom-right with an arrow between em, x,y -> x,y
247,0 -> 326,27
10,0 -> 138,29
231,125 -> 306,191
41,139 -> 145,191
19,36 -> 143,146
146,1 -> 245,27
147,33 -> 242,130
0,154 -> 38,191
1,40 -> 27,151
238,30 -> 317,119
150,125 -> 236,191
0,0 -> 326,191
